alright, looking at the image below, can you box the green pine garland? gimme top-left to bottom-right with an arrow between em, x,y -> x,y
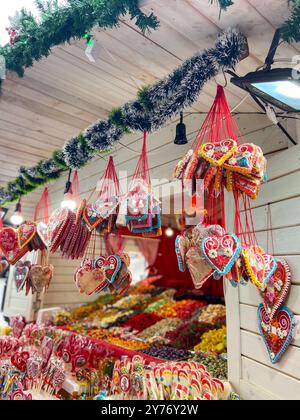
280,0 -> 300,43
0,0 -> 159,79
211,0 -> 234,12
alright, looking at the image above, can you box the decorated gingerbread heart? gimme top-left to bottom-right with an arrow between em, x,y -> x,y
83,203 -> 103,231
202,233 -> 241,276
233,173 -> 261,200
0,227 -> 28,264
30,265 -> 53,293
174,149 -> 194,180
18,221 -> 37,249
74,267 -> 107,296
94,255 -> 122,284
243,246 -> 266,290
262,259 -> 292,320
258,304 -> 295,364
251,146 -> 267,181
186,247 -> 213,290
48,207 -> 72,251
199,139 -> 237,167
14,261 -> 30,293
224,143 -> 257,174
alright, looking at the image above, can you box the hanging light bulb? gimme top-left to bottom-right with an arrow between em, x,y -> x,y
165,226 -> 175,237
61,170 -> 77,211
174,112 -> 188,145
10,200 -> 23,226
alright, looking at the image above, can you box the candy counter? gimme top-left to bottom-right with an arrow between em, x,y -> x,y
0,279 -> 238,400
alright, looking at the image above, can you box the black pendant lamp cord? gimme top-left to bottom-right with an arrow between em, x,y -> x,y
64,169 -> 72,194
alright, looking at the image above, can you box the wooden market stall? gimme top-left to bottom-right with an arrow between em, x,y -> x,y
0,0 -> 299,400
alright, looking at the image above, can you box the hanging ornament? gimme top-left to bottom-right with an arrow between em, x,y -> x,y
258,304 -> 295,364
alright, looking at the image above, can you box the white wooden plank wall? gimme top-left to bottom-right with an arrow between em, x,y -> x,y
227,145 -> 300,400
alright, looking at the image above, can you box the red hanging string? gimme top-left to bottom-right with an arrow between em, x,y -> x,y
34,188 -> 50,223
131,130 -> 151,187
70,170 -> 81,206
0,208 -> 3,229
97,156 -> 121,201
192,85 -> 240,150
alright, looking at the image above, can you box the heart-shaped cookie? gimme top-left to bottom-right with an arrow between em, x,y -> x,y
42,265 -> 54,292
14,262 -> 30,293
262,259 -> 292,320
199,139 -> 237,167
30,265 -> 53,294
224,143 -> 256,174
0,259 -> 9,274
18,221 -> 36,249
83,203 -> 104,231
202,233 -> 241,276
74,267 -> 107,296
233,173 -> 261,200
174,149 -> 194,180
243,246 -> 266,290
186,247 -> 213,290
0,227 -> 28,264
251,146 -> 267,181
94,255 -> 122,284
48,208 -> 72,251
258,304 -> 295,364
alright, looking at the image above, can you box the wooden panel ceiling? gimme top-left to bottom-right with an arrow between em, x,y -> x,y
0,0 -> 297,219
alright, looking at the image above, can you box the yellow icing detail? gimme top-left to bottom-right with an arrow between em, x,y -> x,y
199,142 -> 237,167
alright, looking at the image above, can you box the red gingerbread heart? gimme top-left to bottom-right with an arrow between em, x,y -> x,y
224,143 -> 257,174
243,246 -> 266,290
233,173 -> 261,200
18,221 -> 37,249
48,208 -> 72,252
202,233 -> 241,276
83,203 -> 103,231
0,227 -> 28,264
258,304 -> 294,364
199,139 -> 237,167
262,259 -> 292,320
14,262 -> 30,293
94,255 -> 122,284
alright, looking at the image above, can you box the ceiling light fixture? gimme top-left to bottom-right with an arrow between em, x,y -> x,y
61,169 -> 77,212
10,200 -> 23,226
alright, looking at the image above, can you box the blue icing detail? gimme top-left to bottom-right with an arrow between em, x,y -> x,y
202,233 -> 241,277
262,256 -> 278,290
175,235 -> 186,273
239,157 -> 249,167
131,205 -> 161,233
126,196 -> 150,222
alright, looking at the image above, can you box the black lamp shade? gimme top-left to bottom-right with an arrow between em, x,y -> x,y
231,68 -> 300,112
174,112 -> 188,145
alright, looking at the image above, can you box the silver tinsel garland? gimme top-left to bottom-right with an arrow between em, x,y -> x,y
0,28 -> 248,205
